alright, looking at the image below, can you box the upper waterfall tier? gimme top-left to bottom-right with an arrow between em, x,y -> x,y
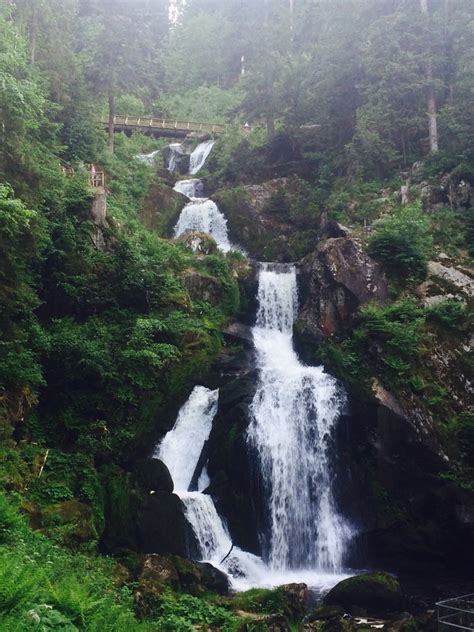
249,264 -> 354,572
189,140 -> 215,175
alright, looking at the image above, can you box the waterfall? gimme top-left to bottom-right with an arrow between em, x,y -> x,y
135,149 -> 160,165
189,140 -> 215,175
155,386 -> 267,590
173,178 -> 204,198
156,386 -> 218,492
248,264 -> 353,572
174,198 -> 231,252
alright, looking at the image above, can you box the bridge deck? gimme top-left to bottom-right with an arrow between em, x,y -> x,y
101,115 -> 227,138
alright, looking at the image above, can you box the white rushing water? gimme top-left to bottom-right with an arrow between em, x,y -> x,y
189,140 -> 215,175
155,386 -> 270,590
154,377 -> 352,592
173,178 -> 204,198
174,198 -> 231,252
134,149 -> 160,165
156,386 -> 218,492
248,264 -> 354,573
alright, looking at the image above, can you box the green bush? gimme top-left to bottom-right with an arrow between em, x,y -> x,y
427,300 -> 466,329
368,203 -> 433,283
0,493 -> 23,542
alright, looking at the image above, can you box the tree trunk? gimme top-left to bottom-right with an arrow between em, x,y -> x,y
30,4 -> 37,64
420,0 -> 439,153
108,92 -> 115,153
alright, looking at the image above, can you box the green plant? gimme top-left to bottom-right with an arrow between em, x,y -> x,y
368,203 -> 433,283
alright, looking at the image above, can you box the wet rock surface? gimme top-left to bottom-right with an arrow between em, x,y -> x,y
296,237 -> 389,344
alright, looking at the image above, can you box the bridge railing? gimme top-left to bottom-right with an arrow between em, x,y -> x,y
101,115 -> 227,135
437,594 -> 474,631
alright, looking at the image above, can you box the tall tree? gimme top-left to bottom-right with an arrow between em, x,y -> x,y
420,0 -> 439,153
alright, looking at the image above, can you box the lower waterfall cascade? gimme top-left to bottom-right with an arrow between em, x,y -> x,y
249,265 -> 354,572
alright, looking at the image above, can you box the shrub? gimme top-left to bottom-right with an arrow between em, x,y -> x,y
368,203 -> 433,283
0,493 -> 23,542
427,300 -> 466,329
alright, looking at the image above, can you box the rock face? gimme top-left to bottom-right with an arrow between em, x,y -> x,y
296,237 -> 389,344
140,180 -> 186,235
418,260 -> 474,306
324,572 -> 402,617
206,366 -> 263,554
213,176 -> 319,261
162,144 -> 190,175
90,190 -> 109,250
100,465 -> 192,558
182,268 -> 222,304
135,459 -> 174,494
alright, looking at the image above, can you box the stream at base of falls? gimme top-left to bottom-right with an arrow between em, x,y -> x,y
153,141 -> 355,592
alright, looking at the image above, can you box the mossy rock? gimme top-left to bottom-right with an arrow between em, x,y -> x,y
170,555 -> 229,595
41,499 -> 97,547
324,572 -> 402,617
230,583 -> 307,620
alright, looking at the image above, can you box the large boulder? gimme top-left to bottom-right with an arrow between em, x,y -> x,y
140,179 -> 186,235
139,554 -> 180,590
296,237 -> 389,345
324,572 -> 402,617
136,491 -> 191,556
206,368 -> 263,554
135,459 -> 174,494
170,556 -> 229,595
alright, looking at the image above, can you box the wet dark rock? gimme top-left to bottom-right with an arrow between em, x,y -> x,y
223,322 -> 254,346
296,237 -> 389,345
324,572 -> 402,617
196,562 -> 230,594
169,556 -> 229,595
162,144 -> 190,175
136,491 -> 190,556
140,179 -> 185,235
308,605 -> 344,622
135,459 -> 173,494
207,368 -> 263,554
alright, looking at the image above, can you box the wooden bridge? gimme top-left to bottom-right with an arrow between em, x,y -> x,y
100,115 -> 227,139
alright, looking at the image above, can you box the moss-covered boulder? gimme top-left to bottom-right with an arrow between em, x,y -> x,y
140,179 -> 186,235
230,583 -> 307,621
41,499 -> 97,548
176,230 -> 218,255
170,555 -> 229,595
324,572 -> 402,617
139,554 -> 180,590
